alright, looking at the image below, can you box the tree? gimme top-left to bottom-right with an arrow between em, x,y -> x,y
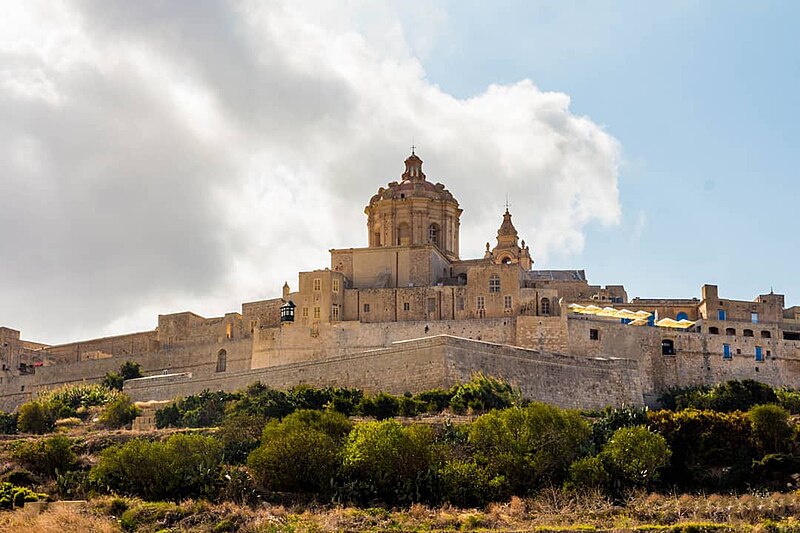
17,400 -> 55,434
749,404 -> 792,454
602,425 -> 671,487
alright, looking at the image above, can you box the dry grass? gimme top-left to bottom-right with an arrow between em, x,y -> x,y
0,505 -> 120,533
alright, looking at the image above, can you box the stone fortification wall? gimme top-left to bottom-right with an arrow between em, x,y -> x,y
0,339 -> 252,412
126,335 -> 643,410
251,317 -> 516,367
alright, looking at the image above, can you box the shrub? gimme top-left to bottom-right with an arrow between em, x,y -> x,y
91,434 -> 223,500
228,382 -> 293,420
590,405 -> 649,448
217,413 -> 265,464
413,389 -> 453,413
776,388 -> 800,414
17,400 -> 56,434
99,394 -> 140,429
289,384 -> 334,410
438,459 -> 502,507
326,387 -> 364,416
0,482 -> 46,510
341,420 -> 436,503
648,409 -> 757,489
155,390 -> 236,428
38,383 -> 122,418
601,425 -> 671,487
358,392 -> 400,420
55,417 -> 82,431
749,404 -> 793,454
398,396 -> 425,417
449,373 -> 520,414
468,403 -> 591,494
11,435 -> 77,478
0,411 -> 18,434
101,372 -> 124,391
659,380 -> 778,412
567,455 -> 610,490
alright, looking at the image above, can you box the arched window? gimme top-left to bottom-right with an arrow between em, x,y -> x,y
216,349 -> 227,373
761,330 -> 771,339
709,326 -> 719,334
662,339 -> 675,356
743,329 -> 754,337
428,223 -> 439,246
489,274 -> 500,293
397,222 -> 410,246
541,298 -> 550,315
726,327 -> 736,336
676,312 -> 689,321
374,223 -> 382,246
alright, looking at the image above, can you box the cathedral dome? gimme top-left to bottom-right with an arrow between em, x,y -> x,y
364,150 -> 462,260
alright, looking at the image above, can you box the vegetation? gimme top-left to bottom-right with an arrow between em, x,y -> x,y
10,435 -> 77,478
101,361 -> 143,391
98,394 -> 140,429
0,482 -> 46,510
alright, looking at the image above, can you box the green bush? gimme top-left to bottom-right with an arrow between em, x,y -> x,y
289,384 -> 334,410
449,373 -> 520,414
326,387 -> 364,416
601,425 -> 671,487
438,459 -> 502,507
99,394 -> 140,429
659,380 -> 778,412
217,413 -> 265,464
358,392 -> 400,420
0,482 -> 46,510
227,382 -> 293,420
648,409 -> 757,489
398,395 -> 425,417
341,420 -> 436,503
37,383 -> 122,419
567,455 -> 610,490
0,411 -> 18,434
17,400 -> 56,434
749,404 -> 793,454
101,372 -> 124,391
91,434 -> 223,500
590,405 -> 649,448
247,410 -> 350,494
155,390 -> 237,428
468,403 -> 591,494
412,389 -> 453,413
776,388 -> 800,414
102,361 -> 143,390
11,435 -> 77,478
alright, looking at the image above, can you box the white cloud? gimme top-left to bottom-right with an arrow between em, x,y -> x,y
0,0 -> 621,344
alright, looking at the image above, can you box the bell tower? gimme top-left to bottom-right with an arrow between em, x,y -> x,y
485,208 -> 533,269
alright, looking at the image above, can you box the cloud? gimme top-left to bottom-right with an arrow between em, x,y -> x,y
0,0 -> 621,344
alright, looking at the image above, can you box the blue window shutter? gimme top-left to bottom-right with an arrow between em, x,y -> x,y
723,344 -> 731,359
718,310 -> 726,320
755,346 -> 763,362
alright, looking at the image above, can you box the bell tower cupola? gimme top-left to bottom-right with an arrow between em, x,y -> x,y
488,208 -> 533,269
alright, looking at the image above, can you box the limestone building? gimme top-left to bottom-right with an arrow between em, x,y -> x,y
1,151 -> 799,410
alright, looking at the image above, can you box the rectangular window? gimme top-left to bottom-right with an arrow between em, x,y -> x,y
363,303 -> 370,313
755,346 -> 764,362
403,302 -> 410,311
751,312 -> 759,324
457,297 -> 465,311
332,305 -> 339,321
427,298 -> 436,312
589,329 -> 600,341
718,309 -> 726,321
302,307 -> 308,317
476,296 -> 485,310
723,344 -> 731,359
504,295 -> 512,309
313,278 -> 321,291
313,307 -> 320,319
332,279 -> 340,293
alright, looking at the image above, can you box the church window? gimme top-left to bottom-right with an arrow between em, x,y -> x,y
333,279 -> 340,293
314,307 -> 320,319
332,305 -> 339,321
403,302 -> 410,311
489,274 -> 500,293
313,278 -> 321,291
397,222 -> 410,245
504,295 -> 512,309
476,296 -> 485,310
363,303 -> 370,313
428,224 -> 439,246
216,349 -> 227,373
743,329 -> 754,337
540,298 -> 550,315
589,329 -> 600,341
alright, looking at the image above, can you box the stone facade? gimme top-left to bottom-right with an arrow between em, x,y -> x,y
1,151 -> 798,410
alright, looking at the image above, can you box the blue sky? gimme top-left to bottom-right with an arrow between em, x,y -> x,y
416,1 -> 799,303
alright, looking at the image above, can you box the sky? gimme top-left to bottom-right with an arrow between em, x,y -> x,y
1,1 -> 797,345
